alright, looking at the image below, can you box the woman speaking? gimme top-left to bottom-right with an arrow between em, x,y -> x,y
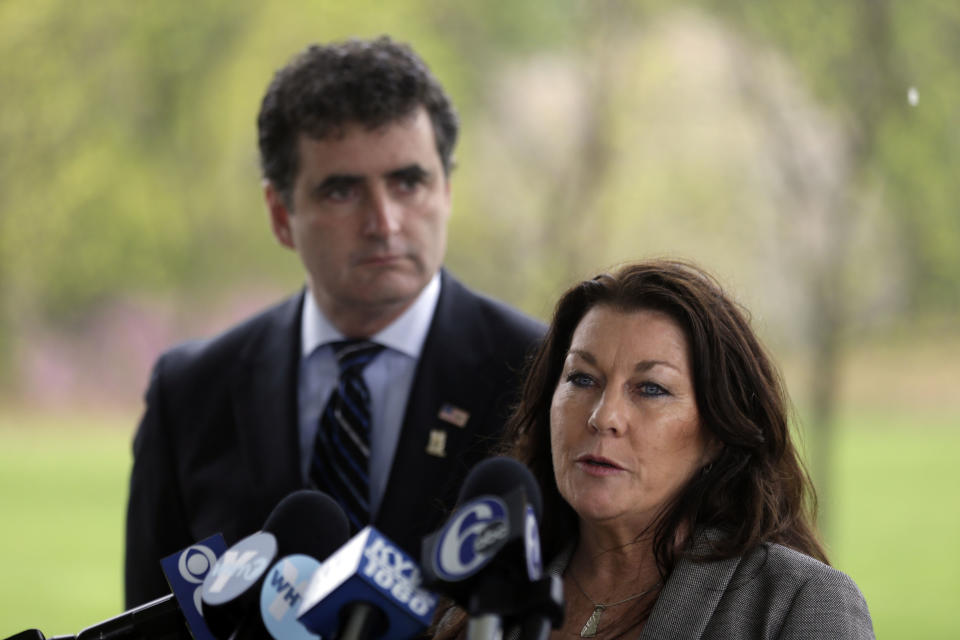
433,259 -> 873,639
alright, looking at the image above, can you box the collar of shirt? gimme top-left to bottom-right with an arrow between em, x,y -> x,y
300,271 -> 441,358
296,272 -> 442,518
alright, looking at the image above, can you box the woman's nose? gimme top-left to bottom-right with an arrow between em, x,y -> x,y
588,390 -> 627,435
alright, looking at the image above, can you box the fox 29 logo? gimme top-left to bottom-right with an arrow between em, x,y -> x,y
432,497 -> 509,582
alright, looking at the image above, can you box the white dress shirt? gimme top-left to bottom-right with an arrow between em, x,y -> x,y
297,273 -> 441,518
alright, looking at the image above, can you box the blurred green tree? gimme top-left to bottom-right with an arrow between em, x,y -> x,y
1,0 -> 957,425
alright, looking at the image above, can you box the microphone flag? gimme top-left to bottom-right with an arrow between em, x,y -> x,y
297,526 -> 438,640
161,533 -> 228,640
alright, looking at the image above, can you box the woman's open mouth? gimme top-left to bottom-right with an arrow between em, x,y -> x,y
576,455 -> 624,475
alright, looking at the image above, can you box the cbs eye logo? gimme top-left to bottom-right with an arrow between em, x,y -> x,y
179,544 -> 219,612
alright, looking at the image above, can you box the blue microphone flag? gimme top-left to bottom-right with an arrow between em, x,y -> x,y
161,532 -> 228,640
297,526 -> 437,639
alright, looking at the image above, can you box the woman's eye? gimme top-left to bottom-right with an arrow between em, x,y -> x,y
638,382 -> 668,397
566,372 -> 595,388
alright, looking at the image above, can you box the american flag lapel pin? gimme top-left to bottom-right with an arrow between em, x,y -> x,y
426,429 -> 447,458
437,402 -> 470,428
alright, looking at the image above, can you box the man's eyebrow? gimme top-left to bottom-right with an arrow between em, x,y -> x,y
386,164 -> 430,181
311,174 -> 363,193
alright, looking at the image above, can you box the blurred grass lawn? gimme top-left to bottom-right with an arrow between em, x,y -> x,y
0,411 -> 130,637
1,408 -> 958,638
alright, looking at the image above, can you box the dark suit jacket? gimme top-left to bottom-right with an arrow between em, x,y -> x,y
124,270 -> 545,607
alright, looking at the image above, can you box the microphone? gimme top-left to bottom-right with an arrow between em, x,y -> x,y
13,493 -> 344,640
75,595 -> 189,640
73,533 -> 227,640
257,554 -> 327,640
3,632 -> 73,640
297,526 -> 439,640
201,490 -> 351,640
252,498 -> 351,640
161,533 -> 229,640
420,457 -> 563,640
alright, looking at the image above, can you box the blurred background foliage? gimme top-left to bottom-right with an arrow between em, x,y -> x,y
1,0 -> 958,637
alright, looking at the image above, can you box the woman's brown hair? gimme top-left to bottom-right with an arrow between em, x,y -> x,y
506,258 -> 826,573
431,259 -> 826,640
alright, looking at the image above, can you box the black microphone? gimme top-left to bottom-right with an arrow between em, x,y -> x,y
421,457 -> 563,640
73,532 -> 228,640
74,595 -> 189,640
63,531 -> 226,640
19,494 -> 343,640
4,631 -> 74,640
236,493 -> 351,640
201,490 -> 351,640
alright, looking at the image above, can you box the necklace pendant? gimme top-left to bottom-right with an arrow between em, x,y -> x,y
580,605 -> 606,638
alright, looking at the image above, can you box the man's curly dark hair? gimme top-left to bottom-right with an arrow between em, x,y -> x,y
257,35 -> 459,200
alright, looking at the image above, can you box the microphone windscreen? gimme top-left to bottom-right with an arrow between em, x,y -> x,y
456,457 -> 543,520
263,490 -> 351,560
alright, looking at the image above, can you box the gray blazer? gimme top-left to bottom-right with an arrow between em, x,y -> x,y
548,533 -> 874,639
643,540 -> 875,639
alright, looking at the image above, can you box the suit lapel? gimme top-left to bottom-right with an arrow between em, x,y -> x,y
375,272 -> 500,551
230,293 -> 305,515
641,531 -> 741,639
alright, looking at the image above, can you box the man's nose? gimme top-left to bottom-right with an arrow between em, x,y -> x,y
364,188 -> 402,236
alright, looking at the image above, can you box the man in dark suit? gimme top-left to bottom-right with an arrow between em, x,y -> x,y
124,36 -> 545,607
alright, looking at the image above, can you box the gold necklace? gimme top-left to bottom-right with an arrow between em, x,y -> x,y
568,570 -> 661,638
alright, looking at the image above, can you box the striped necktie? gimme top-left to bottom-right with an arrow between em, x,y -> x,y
309,339 -> 385,529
